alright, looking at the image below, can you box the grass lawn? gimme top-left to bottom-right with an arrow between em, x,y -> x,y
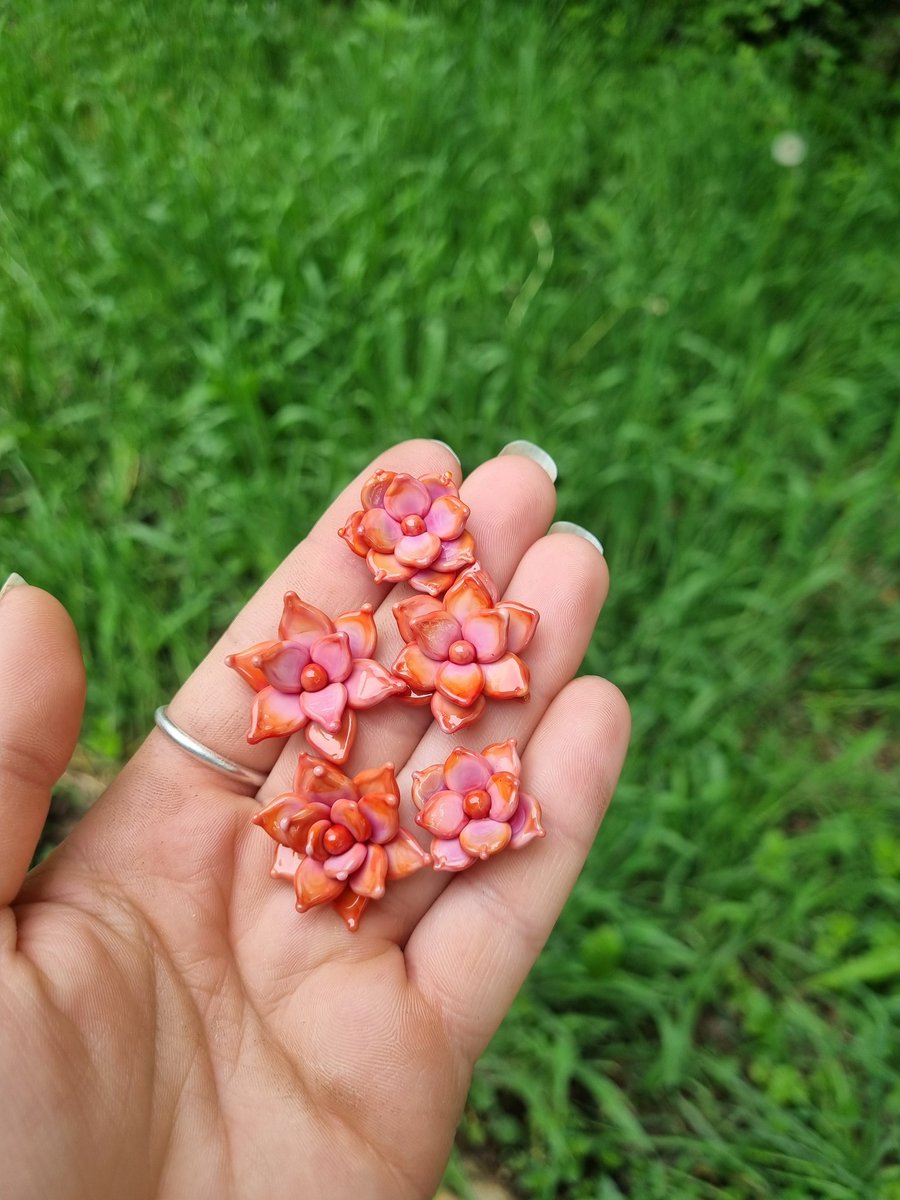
2,2 -> 899,1196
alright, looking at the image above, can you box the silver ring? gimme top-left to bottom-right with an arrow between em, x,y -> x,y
153,706 -> 268,791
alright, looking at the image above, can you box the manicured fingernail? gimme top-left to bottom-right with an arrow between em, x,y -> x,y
0,572 -> 27,601
429,439 -> 459,463
498,440 -> 558,483
548,522 -> 604,556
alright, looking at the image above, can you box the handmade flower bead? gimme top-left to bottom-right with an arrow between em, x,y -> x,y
226,593 -> 406,764
391,563 -> 539,733
412,740 -> 544,871
338,469 -> 475,595
256,754 -> 431,930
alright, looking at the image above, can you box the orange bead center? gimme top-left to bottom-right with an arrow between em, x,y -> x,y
463,788 -> 491,819
400,514 -> 426,536
300,663 -> 328,692
448,639 -> 475,665
323,824 -> 354,856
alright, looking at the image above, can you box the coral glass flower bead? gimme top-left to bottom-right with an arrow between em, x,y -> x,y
391,564 -> 539,733
412,741 -> 545,872
226,593 -> 405,764
338,469 -> 475,595
255,755 -> 431,931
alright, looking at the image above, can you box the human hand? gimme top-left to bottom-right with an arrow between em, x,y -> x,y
0,440 -> 629,1200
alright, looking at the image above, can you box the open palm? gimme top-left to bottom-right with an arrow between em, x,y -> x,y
1,441 -> 629,1200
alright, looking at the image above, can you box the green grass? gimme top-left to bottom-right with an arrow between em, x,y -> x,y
2,2 -> 899,1196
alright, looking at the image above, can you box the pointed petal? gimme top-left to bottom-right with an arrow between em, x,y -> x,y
304,818 -> 331,860
481,738 -> 521,778
286,802 -> 335,851
459,818 -> 512,861
270,844 -> 302,881
416,789 -> 467,838
366,548 -> 415,584
253,795 -> 330,850
333,605 -> 377,659
295,857 -> 346,911
323,841 -> 369,881
420,471 -> 459,502
360,468 -> 396,510
393,594 -> 443,642
488,771 -> 520,821
408,568 -> 456,596
383,473 -> 430,520
330,798 -> 371,843
508,790 -> 545,849
394,531 -> 441,568
360,506 -> 402,552
225,640 -> 279,692
499,601 -> 540,654
462,608 -> 509,663
481,653 -> 530,699
338,509 -> 368,557
431,690 -> 486,734
345,659 -> 406,709
391,644 -> 439,694
358,792 -> 400,844
292,753 -> 356,803
300,682 -> 348,733
433,530 -> 477,572
353,762 -> 398,799
411,762 -> 446,810
424,494 -> 469,540
248,687 -> 307,743
442,747 -> 491,793
252,641 -> 310,692
444,565 -> 497,621
430,837 -> 475,873
279,592 -> 333,642
384,829 -> 432,879
436,660 -> 484,707
303,708 -> 357,764
332,889 -> 369,932
348,843 -> 389,899
410,610 -> 462,661
310,631 -> 352,683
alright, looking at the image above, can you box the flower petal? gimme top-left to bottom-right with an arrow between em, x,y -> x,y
300,681 -> 348,732
354,763 -> 399,799
310,631 -> 353,683
358,792 -> 400,844
366,548 -> 415,584
392,644 -> 439,693
304,708 -> 357,764
253,795 -> 330,849
424,494 -> 469,540
444,565 -> 498,621
360,507 -> 402,552
323,841 -> 369,881
360,468 -> 396,511
410,610 -> 462,661
443,747 -> 492,793
433,531 -> 477,572
304,818 -> 331,860
499,601 -> 540,654
294,857 -> 346,911
383,473 -> 430,520
331,889 -> 369,932
508,790 -> 545,849
480,738 -> 521,778
408,568 -> 456,596
459,818 -> 512,861
420,471 -> 459,502
338,509 -> 368,557
252,641 -> 310,692
430,837 -> 475,873
344,659 -> 406,709
333,605 -> 377,659
394,531 -> 441,568
225,640 -> 279,692
384,829 -> 432,879
279,592 -> 333,643
270,844 -> 302,881
436,660 -> 484,707
348,843 -> 389,899
462,608 -> 509,663
430,691 -> 486,734
411,762 -> 445,810
292,752 -> 356,803
330,798 -> 371,843
481,653 -> 530,699
416,789 -> 467,838
248,687 -> 308,743
488,771 -> 519,821
392,594 -> 443,642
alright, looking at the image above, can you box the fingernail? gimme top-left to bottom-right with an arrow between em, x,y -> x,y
548,522 -> 604,556
0,572 -> 27,601
429,439 -> 460,463
498,440 -> 558,483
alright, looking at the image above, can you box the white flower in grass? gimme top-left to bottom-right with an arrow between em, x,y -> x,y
771,132 -> 808,167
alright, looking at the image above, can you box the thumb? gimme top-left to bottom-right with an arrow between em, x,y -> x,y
0,575 -> 86,907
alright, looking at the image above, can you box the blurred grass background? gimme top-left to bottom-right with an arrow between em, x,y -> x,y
2,1 -> 899,1196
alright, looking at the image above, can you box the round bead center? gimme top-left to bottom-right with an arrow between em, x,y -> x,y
323,824 -> 354,856
400,514 -> 426,536
448,639 -> 475,665
300,663 -> 328,692
463,788 -> 491,819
